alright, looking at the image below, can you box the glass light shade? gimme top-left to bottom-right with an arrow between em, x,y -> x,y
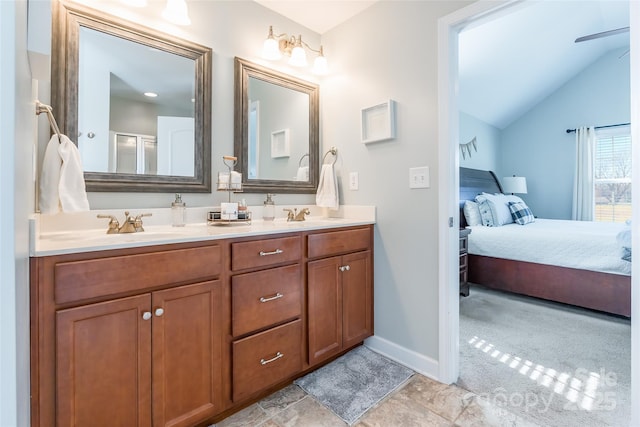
502,176 -> 528,194
313,55 -> 328,74
288,45 -> 307,67
162,0 -> 191,26
262,37 -> 282,60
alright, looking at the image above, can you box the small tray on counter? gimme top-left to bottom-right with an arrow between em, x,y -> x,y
207,210 -> 252,226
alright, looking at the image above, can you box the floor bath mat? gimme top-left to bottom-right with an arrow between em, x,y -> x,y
294,345 -> 414,425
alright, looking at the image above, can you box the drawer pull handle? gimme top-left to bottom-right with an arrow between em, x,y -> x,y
339,265 -> 351,272
260,293 -> 284,303
142,311 -> 152,321
259,249 -> 284,256
260,352 -> 284,365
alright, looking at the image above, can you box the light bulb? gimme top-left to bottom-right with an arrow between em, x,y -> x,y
313,55 -> 328,74
263,37 -> 281,60
289,45 -> 307,67
162,0 -> 191,26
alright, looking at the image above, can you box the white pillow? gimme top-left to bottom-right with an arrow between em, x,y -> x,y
474,195 -> 497,227
463,201 -> 482,226
476,193 -> 514,226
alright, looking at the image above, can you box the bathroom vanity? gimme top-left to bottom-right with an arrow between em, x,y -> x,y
29,212 -> 374,426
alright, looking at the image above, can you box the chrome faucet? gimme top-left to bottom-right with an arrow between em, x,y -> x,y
97,211 -> 152,234
283,208 -> 310,222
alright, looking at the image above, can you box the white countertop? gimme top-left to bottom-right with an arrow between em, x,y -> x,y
31,205 -> 376,257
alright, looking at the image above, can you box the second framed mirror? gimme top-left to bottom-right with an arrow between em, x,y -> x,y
234,57 -> 319,193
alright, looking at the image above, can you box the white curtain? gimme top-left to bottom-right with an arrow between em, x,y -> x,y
571,126 -> 596,221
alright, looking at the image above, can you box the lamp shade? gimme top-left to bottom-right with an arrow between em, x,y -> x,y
502,176 -> 527,194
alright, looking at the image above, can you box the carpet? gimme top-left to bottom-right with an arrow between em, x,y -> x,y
294,345 -> 414,425
458,286 -> 631,427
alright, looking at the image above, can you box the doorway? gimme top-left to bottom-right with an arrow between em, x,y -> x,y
437,1 -> 639,425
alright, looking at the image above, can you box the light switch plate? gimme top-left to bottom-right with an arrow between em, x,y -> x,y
409,166 -> 429,189
349,172 -> 359,190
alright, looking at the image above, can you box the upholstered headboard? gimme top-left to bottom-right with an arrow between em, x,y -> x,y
459,167 -> 503,228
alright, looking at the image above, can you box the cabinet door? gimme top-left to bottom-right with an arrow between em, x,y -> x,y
56,294 -> 152,427
307,256 -> 342,366
342,251 -> 373,349
152,280 -> 223,427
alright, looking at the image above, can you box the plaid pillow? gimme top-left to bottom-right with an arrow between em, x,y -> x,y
508,201 -> 535,225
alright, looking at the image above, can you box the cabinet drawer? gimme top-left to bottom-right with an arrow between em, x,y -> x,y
232,264 -> 302,337
307,227 -> 371,259
231,236 -> 301,271
54,245 -> 221,304
232,319 -> 302,402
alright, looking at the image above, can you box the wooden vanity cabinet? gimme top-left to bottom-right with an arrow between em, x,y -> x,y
229,235 -> 304,403
307,227 -> 373,366
31,243 -> 225,427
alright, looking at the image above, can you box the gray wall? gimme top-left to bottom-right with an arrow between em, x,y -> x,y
322,0 -> 472,361
459,111 -> 501,171
501,48 -> 630,218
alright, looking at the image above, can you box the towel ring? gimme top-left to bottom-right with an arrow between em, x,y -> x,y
298,153 -> 309,167
322,147 -> 338,165
35,100 -> 62,144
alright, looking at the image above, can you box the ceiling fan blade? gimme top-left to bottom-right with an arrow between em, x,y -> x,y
575,26 -> 629,43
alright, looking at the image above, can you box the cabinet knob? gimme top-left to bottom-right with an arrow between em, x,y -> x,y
142,311 -> 152,321
154,308 -> 164,317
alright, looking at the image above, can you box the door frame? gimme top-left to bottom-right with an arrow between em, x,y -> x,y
436,2 -> 639,425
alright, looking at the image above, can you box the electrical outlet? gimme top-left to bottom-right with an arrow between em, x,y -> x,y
409,166 -> 430,189
349,172 -> 359,190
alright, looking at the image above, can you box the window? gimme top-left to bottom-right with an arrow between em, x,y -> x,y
594,126 -> 631,223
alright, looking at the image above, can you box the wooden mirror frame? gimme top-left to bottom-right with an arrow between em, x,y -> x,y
234,57 -> 319,193
52,1 -> 212,192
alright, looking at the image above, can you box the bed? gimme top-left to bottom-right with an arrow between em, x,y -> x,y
459,167 -> 631,317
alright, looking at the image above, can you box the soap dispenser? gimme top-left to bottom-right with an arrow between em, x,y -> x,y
263,193 -> 275,221
171,193 -> 186,227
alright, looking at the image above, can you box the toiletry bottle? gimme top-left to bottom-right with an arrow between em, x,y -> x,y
263,193 -> 275,221
171,193 -> 186,227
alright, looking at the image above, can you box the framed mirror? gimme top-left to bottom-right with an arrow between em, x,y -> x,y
52,1 -> 212,192
234,58 -> 319,193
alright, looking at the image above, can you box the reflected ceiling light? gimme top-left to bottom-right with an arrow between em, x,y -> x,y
144,92 -> 158,97
262,25 -> 328,74
162,0 -> 191,26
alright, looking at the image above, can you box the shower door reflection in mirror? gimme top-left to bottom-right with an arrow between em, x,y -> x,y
78,27 -> 196,177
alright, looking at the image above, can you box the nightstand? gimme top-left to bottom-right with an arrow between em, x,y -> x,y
459,228 -> 471,296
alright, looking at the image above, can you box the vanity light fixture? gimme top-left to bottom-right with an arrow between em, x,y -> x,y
144,92 -> 158,97
162,0 -> 191,26
262,26 -> 328,74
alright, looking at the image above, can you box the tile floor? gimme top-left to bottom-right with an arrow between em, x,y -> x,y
213,374 -> 541,427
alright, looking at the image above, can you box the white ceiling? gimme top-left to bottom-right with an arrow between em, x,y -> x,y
254,0 -> 378,34
255,0 -> 630,130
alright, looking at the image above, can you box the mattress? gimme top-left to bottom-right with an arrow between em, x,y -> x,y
467,218 -> 631,276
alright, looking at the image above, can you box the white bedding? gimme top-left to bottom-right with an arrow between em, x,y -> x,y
467,218 -> 631,276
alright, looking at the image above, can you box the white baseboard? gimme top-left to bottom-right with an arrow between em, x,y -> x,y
364,335 -> 440,382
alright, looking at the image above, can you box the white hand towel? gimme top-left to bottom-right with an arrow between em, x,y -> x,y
39,134 -> 90,214
316,163 -> 339,210
296,166 -> 309,181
